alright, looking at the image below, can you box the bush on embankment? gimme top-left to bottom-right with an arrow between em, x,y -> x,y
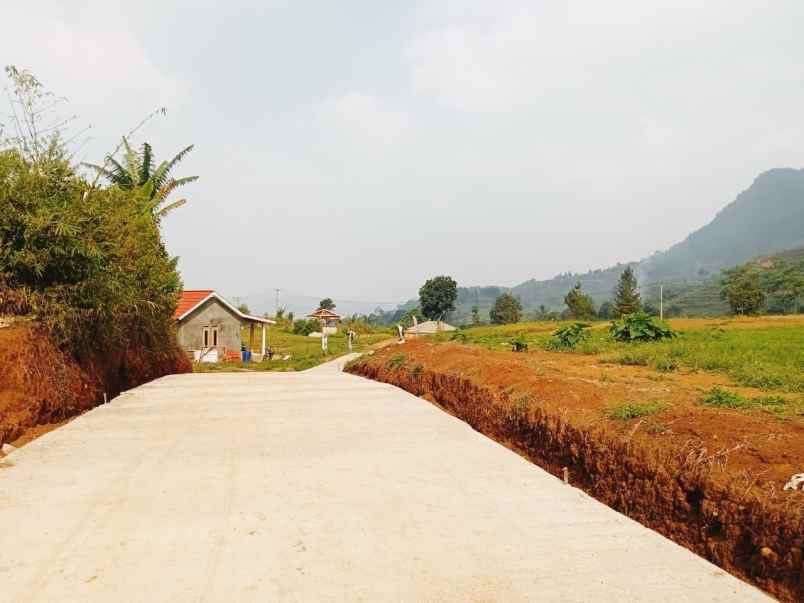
0,74 -> 191,442
347,343 -> 804,602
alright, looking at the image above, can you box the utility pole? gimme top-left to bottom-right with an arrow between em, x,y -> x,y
275,289 -> 281,314
659,285 -> 664,321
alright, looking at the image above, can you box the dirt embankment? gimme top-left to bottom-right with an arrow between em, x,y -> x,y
348,341 -> 804,602
0,323 -> 191,447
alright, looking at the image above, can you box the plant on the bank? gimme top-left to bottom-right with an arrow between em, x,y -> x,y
419,275 -> 458,321
606,401 -> 667,421
547,322 -> 591,350
510,333 -> 528,352
490,293 -> 522,324
609,312 -> 676,342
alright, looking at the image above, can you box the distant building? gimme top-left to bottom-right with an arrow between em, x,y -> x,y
405,320 -> 456,336
175,290 -> 275,362
308,308 -> 341,335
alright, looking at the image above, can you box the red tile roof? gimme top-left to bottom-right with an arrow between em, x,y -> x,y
308,308 -> 341,320
173,290 -> 214,320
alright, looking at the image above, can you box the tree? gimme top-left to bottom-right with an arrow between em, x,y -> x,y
237,303 -> 251,315
564,282 -> 596,320
419,276 -> 457,321
721,270 -> 765,315
318,297 -> 336,310
597,301 -> 614,319
490,293 -> 522,324
471,305 -> 481,325
614,267 -> 641,316
84,138 -> 198,218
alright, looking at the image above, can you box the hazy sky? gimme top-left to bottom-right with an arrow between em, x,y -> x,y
3,1 -> 803,305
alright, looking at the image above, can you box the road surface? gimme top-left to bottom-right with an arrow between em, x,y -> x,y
0,357 -> 769,602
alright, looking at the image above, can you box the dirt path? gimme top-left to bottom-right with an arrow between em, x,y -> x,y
0,368 -> 768,601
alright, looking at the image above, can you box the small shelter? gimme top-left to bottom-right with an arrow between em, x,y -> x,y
308,307 -> 341,334
405,320 -> 456,337
174,290 -> 275,362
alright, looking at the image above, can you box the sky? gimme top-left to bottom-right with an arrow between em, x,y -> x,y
3,1 -> 803,311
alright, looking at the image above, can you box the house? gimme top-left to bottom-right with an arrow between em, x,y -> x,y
174,290 -> 275,362
308,308 -> 341,334
405,320 -> 456,337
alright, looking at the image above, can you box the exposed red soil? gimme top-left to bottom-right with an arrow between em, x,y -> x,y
348,340 -> 804,602
0,323 -> 191,448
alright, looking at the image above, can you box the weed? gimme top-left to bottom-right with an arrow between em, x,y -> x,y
511,396 -> 531,418
613,353 -> 649,366
606,401 -> 667,420
410,363 -> 423,377
510,334 -> 529,352
388,354 -> 407,368
701,387 -> 748,409
654,358 -> 678,372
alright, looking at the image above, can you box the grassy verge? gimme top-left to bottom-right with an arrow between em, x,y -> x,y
435,317 -> 804,393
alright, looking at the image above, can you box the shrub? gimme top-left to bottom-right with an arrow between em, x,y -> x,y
510,333 -> 528,352
609,312 -> 677,342
701,387 -> 746,408
547,322 -> 591,350
293,319 -> 320,336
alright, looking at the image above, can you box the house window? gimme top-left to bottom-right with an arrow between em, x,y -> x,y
203,326 -> 219,348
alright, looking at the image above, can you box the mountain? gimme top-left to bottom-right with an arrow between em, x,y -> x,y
388,167 -> 804,323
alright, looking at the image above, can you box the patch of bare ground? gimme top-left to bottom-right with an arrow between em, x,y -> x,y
0,324 -> 191,447
348,340 -> 804,602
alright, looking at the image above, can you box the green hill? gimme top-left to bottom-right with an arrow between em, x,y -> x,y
379,168 -> 804,324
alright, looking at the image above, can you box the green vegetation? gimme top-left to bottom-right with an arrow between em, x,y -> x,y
419,275 -> 458,321
609,313 -> 676,342
490,293 -> 522,324
318,298 -> 336,310
563,282 -> 596,319
84,137 -> 197,218
606,401 -> 667,421
700,387 -> 803,419
388,353 -> 407,368
434,318 -> 804,394
0,67 -> 185,355
510,333 -> 528,352
613,267 -> 642,316
293,318 -> 320,336
547,322 -> 591,350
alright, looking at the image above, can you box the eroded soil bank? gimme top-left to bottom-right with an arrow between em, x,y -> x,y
0,323 -> 191,447
347,341 -> 804,602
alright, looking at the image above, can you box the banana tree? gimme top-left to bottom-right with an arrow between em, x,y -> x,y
84,138 -> 198,217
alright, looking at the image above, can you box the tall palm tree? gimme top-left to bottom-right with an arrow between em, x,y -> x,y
84,138 -> 198,217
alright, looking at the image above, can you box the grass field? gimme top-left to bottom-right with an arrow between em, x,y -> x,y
435,315 -> 804,395
193,328 -> 392,372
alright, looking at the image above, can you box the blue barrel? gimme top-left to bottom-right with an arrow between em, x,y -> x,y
242,350 -> 252,362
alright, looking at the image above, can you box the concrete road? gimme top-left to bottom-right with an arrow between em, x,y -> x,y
0,359 -> 769,602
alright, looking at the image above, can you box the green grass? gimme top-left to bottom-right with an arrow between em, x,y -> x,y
443,320 -> 804,394
193,328 -> 391,373
606,401 -> 668,421
699,387 -> 803,419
